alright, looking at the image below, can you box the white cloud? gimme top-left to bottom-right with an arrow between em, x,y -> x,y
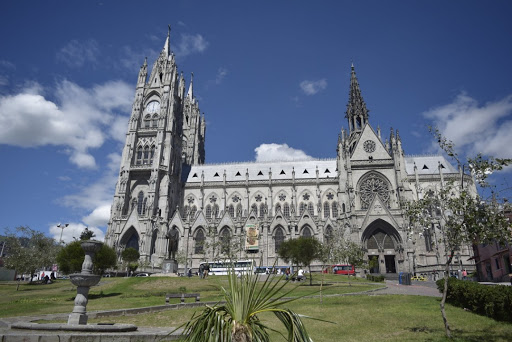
175,33 -> 209,58
0,75 -> 8,87
56,39 -> 100,68
49,222 -> 105,244
254,143 -> 314,162
216,67 -> 228,84
83,204 -> 111,227
300,79 -> 327,95
0,80 -> 132,168
423,92 -> 512,158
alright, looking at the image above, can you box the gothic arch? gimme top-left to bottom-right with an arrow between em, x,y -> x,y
273,225 -> 285,253
300,225 -> 313,237
362,219 -> 402,248
362,219 -> 402,274
193,227 -> 206,254
120,226 -> 140,251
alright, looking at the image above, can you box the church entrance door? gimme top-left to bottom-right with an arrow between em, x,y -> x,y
384,255 -> 396,273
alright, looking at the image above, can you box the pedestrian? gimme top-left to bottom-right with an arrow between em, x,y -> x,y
285,268 -> 290,280
188,268 -> 192,277
199,264 -> 204,279
298,269 -> 304,281
462,269 -> 467,280
204,263 -> 210,278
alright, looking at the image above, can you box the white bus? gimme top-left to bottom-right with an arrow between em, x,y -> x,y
199,259 -> 256,276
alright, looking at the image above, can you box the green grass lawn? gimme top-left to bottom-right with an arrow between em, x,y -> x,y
2,275 -> 511,341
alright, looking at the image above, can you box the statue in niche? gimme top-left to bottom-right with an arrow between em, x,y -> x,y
167,228 -> 179,260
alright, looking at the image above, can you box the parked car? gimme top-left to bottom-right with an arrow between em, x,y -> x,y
135,273 -> 150,277
411,275 -> 426,281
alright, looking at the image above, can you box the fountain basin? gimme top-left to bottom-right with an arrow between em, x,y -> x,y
70,273 -> 101,287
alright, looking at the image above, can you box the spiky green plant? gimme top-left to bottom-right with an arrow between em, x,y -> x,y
177,269 -> 317,342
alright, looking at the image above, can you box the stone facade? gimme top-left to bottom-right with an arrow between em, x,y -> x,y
105,32 -> 476,276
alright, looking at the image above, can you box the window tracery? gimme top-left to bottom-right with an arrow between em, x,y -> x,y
359,173 -> 390,209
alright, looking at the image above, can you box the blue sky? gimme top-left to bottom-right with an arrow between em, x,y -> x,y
1,1 -> 512,242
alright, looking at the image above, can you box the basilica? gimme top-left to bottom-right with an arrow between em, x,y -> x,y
105,31 -> 475,277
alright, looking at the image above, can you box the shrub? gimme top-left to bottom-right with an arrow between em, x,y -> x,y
366,274 -> 385,282
436,277 -> 512,322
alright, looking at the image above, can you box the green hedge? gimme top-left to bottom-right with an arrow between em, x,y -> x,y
366,274 -> 385,282
436,277 -> 512,322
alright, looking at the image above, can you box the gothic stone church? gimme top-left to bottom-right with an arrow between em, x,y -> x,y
105,32 -> 475,276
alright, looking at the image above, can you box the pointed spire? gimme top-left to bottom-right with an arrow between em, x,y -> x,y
345,64 -> 369,133
163,25 -> 171,56
187,72 -> 194,100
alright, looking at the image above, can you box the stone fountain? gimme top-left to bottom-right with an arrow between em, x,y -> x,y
68,240 -> 103,325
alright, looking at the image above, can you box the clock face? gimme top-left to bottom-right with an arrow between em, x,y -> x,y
146,101 -> 160,114
363,140 -> 376,153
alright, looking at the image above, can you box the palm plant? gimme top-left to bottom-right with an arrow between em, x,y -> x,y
177,268 -> 316,342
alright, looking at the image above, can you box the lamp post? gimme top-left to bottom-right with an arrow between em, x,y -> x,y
57,223 -> 69,244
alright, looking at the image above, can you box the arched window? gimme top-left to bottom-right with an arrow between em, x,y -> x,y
205,205 -> 212,220
136,147 -> 143,165
143,146 -> 150,164
251,204 -> 258,216
342,203 -> 346,213
275,227 -> 285,253
144,115 -> 151,128
283,203 -> 290,218
183,206 -> 189,218
152,114 -> 158,128
325,226 -> 333,244
359,172 -> 390,209
302,225 -> 312,237
323,202 -> 330,218
228,205 -> 235,218
194,229 -> 205,254
220,228 -> 231,255
236,204 -> 242,217
332,202 -> 338,218
137,192 -> 144,215
299,202 -> 305,215
212,204 -> 219,218
259,204 -> 265,218
150,146 -> 155,164
308,202 -> 314,215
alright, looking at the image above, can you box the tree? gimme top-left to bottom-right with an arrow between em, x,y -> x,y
121,247 -> 140,275
56,241 -> 117,275
278,237 -> 322,285
177,269 -> 317,342
405,127 -> 512,338
3,226 -> 60,283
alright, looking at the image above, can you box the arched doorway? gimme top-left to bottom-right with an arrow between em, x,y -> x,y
362,219 -> 402,274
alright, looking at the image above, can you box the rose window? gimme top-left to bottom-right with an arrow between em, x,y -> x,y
359,174 -> 390,209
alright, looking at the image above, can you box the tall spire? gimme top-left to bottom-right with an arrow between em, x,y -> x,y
345,64 -> 369,135
163,25 -> 171,56
186,72 -> 194,100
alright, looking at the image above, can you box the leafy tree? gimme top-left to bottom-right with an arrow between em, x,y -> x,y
79,227 -> 95,240
405,127 -> 512,338
177,269 -> 318,342
2,226 -> 60,283
278,237 -> 322,285
56,241 -> 117,275
121,247 -> 140,263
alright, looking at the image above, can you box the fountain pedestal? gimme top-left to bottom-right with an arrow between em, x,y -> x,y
68,240 -> 102,325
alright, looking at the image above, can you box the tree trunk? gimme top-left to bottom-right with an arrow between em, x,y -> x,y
232,323 -> 251,342
308,265 -> 313,286
440,253 -> 453,338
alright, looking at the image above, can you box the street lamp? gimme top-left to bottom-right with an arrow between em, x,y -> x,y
57,223 -> 69,244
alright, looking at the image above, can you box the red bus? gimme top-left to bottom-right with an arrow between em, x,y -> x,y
323,264 -> 355,275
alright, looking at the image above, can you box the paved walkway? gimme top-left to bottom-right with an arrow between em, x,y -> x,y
374,280 -> 442,297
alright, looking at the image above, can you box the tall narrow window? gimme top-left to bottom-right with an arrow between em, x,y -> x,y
142,197 -> 148,215
152,114 -> 158,128
194,229 -> 205,254
342,203 -> 346,213
332,202 -> 338,217
323,202 -> 330,218
302,225 -> 312,237
308,202 -> 314,215
220,228 -> 231,255
136,147 -> 143,165
283,203 -> 290,218
137,191 -> 144,215
205,205 -> 212,220
275,204 -> 281,214
259,204 -> 265,218
325,226 -> 333,244
251,204 -> 258,216
143,146 -> 150,164
212,204 -> 219,218
190,206 -> 197,219
183,206 -> 189,218
150,146 -> 155,164
275,227 -> 284,253
228,205 -> 235,218
144,115 -> 151,128
299,203 -> 305,215
236,204 -> 243,217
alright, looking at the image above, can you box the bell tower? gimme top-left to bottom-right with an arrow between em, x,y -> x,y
345,64 -> 369,146
105,27 -> 206,260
